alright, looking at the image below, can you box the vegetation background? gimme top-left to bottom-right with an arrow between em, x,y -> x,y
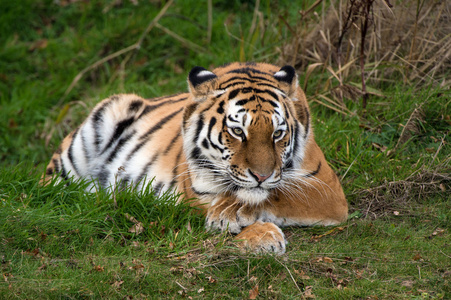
0,0 -> 449,298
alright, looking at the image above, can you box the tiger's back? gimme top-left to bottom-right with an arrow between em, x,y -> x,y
45,62 -> 348,254
45,93 -> 192,196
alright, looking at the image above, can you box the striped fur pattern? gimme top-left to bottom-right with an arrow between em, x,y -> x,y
45,62 -> 348,254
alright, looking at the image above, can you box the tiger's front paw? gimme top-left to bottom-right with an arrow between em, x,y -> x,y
235,221 -> 286,254
206,203 -> 259,234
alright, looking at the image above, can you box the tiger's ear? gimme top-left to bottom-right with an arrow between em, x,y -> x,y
274,65 -> 298,99
188,66 -> 218,100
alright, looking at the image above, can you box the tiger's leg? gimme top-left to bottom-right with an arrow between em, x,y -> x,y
205,197 -> 287,253
42,129 -> 83,185
235,221 -> 286,254
205,197 -> 263,234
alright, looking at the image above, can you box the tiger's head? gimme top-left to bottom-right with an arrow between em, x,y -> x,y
182,62 -> 311,206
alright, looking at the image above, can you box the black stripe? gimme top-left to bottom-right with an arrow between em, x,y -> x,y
228,89 -> 240,100
303,107 -> 310,139
139,97 -> 187,119
92,101 -> 112,152
146,93 -> 184,103
283,103 -> 290,120
67,128 -> 80,177
193,114 -> 204,143
128,100 -> 143,112
220,81 -> 246,90
139,108 -> 183,141
126,108 -> 183,162
170,149 -> 183,188
227,67 -> 271,76
101,117 -> 135,155
163,131 -> 181,154
236,99 -> 249,106
106,131 -> 136,163
217,101 -> 225,114
53,158 -> 60,173
227,115 -> 239,123
220,76 -> 255,87
80,129 -> 89,164
292,123 -> 299,156
191,147 -> 201,160
154,182 -> 163,195
46,167 -> 53,175
136,154 -> 160,184
303,162 -> 322,178
192,187 -> 214,195
253,88 -> 279,101
60,159 -> 69,181
255,82 -> 279,90
98,170 -> 109,188
208,117 -> 217,136
284,159 -> 294,170
207,117 -> 224,152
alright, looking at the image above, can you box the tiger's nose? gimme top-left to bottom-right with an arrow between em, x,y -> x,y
249,170 -> 272,183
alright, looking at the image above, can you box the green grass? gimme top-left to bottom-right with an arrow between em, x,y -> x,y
1,0 -> 450,299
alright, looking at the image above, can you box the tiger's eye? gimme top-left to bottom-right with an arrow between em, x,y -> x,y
232,127 -> 243,136
273,130 -> 284,138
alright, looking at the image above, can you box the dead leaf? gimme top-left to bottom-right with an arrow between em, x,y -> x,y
8,118 -> 17,129
37,263 -> 47,272
93,265 -> 104,272
133,57 -> 148,67
294,269 -> 311,279
128,222 -> 144,234
197,287 -> 204,293
249,284 -> 259,299
372,142 -> 387,152
29,39 -> 48,51
401,280 -> 414,288
393,211 -> 400,216
111,280 -> 124,288
206,276 -> 216,283
186,221 -> 192,233
439,184 -> 446,192
303,286 -> 316,298
125,213 -> 139,224
412,254 -> 422,261
432,228 -> 445,236
323,257 -> 333,263
132,262 -> 145,270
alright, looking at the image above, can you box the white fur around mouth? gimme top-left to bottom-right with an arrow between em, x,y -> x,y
235,187 -> 270,206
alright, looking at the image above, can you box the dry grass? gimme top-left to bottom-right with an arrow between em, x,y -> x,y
350,162 -> 451,218
279,0 -> 450,111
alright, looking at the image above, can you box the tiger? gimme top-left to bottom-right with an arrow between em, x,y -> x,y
44,62 -> 348,254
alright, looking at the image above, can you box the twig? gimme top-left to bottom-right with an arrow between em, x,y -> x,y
207,0 -> 213,44
299,0 -> 324,18
247,0 -> 260,44
175,281 -> 187,291
439,250 -> 451,259
359,0 -> 375,110
275,258 -> 302,293
57,0 -> 174,105
429,136 -> 445,169
154,23 -> 207,53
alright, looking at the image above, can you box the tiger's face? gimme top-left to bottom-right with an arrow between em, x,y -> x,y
182,63 -> 310,205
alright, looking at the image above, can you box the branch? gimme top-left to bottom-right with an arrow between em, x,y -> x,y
57,0 -> 174,105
